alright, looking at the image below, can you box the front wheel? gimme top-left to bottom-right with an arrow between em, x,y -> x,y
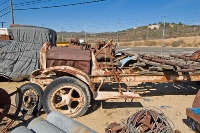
42,76 -> 91,118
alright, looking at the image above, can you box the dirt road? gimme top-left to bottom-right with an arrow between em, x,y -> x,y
117,46 -> 198,56
0,79 -> 199,133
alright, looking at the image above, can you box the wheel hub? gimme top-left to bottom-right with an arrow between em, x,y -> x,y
60,93 -> 71,105
23,89 -> 38,109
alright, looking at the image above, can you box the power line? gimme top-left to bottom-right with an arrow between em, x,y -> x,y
0,6 -> 10,13
0,0 -> 53,17
13,0 -> 53,7
0,0 -> 9,6
13,0 -> 52,5
13,0 -> 106,10
0,11 -> 10,18
0,0 -> 55,13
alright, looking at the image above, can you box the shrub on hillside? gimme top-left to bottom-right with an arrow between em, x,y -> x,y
145,40 -> 158,46
171,39 -> 185,47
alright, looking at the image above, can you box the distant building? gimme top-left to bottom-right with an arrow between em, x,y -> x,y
148,24 -> 160,29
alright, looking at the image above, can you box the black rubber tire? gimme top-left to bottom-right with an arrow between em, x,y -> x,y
15,83 -> 43,115
42,76 -> 91,118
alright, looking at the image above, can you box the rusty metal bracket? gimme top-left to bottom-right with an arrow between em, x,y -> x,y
40,42 -> 50,71
94,39 -> 113,57
94,91 -> 140,100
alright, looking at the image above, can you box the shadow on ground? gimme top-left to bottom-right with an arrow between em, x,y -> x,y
85,81 -> 200,115
98,81 -> 200,97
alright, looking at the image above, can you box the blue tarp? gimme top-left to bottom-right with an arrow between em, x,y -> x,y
190,108 -> 200,115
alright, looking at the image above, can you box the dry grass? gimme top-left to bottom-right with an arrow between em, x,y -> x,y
119,36 -> 200,47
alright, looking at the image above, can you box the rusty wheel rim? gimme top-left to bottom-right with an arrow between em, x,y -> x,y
50,84 -> 84,116
0,88 -> 11,121
22,89 -> 38,110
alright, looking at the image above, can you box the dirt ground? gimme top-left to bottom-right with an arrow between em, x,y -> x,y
0,79 -> 199,133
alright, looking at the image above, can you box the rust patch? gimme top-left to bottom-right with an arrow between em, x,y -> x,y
192,90 -> 200,108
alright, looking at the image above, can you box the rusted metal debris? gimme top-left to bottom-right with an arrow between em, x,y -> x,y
0,35 -> 10,40
106,109 -> 180,133
0,88 -> 22,133
30,40 -> 200,101
138,51 -> 200,72
170,50 -> 200,62
105,122 -> 125,133
126,109 -> 174,133
69,38 -> 91,50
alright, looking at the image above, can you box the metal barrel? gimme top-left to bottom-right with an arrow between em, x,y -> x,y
46,111 -> 97,133
11,126 -> 33,133
27,117 -> 65,133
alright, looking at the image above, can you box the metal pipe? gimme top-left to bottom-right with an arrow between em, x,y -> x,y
170,54 -> 200,62
27,117 -> 65,133
176,69 -> 194,72
46,111 -> 97,133
11,126 -> 33,133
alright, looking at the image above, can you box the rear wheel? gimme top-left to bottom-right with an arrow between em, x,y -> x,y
42,76 -> 91,118
15,83 -> 43,115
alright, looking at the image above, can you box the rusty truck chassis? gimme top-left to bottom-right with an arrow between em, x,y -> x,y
30,40 -> 200,100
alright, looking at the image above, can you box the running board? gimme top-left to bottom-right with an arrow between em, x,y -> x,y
94,91 -> 140,100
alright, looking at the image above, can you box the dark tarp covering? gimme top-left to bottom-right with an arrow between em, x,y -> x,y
8,26 -> 57,46
0,26 -> 57,81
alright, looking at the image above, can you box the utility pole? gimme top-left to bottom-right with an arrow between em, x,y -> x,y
85,22 -> 87,42
10,0 -> 14,24
161,14 -> 166,56
117,19 -> 119,47
61,24 -> 63,42
0,22 -> 6,28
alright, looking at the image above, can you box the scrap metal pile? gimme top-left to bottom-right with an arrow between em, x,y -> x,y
68,38 -> 91,50
105,108 -> 180,133
133,50 -> 200,74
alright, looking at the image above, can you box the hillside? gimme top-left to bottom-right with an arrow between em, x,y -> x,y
57,22 -> 200,46
119,36 -> 200,47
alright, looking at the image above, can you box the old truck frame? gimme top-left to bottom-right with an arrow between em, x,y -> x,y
17,39 -> 200,117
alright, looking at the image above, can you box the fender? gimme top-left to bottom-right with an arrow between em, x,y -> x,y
30,66 -> 95,97
121,56 -> 137,67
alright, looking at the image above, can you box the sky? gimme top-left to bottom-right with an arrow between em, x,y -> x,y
0,0 -> 200,32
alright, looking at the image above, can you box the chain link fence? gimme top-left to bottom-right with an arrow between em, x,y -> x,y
44,15 -> 200,47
